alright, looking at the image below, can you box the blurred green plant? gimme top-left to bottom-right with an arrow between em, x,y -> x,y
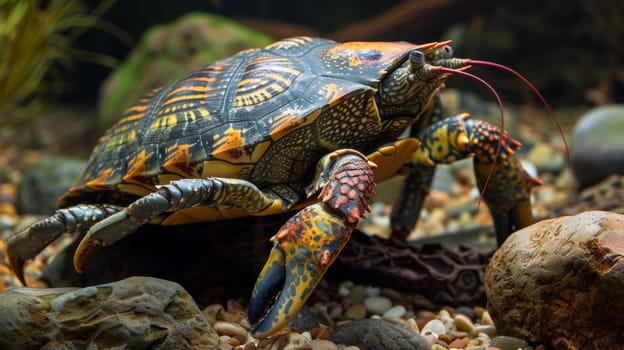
0,0 -> 129,131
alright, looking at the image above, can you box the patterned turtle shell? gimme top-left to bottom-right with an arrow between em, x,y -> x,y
60,36 -> 432,224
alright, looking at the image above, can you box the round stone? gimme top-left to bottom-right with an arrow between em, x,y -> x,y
570,105 -> 624,188
420,319 -> 446,336
213,321 -> 248,338
363,296 -> 392,315
344,303 -> 367,321
485,211 -> 624,349
454,313 -> 476,334
382,305 -> 406,319
488,336 -> 529,350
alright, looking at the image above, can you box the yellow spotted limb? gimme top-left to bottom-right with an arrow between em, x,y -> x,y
248,149 -> 375,338
248,203 -> 352,338
392,114 -> 542,244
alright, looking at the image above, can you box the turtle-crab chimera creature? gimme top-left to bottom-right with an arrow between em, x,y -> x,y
7,36 -> 558,338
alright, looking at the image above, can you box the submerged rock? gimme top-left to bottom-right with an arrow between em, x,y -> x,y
329,318 -> 430,350
0,276 -> 230,350
570,105 -> 624,189
485,211 -> 624,349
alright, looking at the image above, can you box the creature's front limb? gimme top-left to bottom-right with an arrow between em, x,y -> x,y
391,114 -> 541,244
248,149 -> 375,338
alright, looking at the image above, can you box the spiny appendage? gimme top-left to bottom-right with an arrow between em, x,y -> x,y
7,204 -> 122,285
319,150 -> 376,223
403,113 -> 542,243
407,113 -> 518,168
74,178 -> 217,272
248,150 -> 375,338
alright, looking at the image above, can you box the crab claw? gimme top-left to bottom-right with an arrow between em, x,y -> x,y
248,202 -> 354,338
249,149 -> 375,338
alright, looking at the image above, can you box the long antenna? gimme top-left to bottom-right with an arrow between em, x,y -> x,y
436,67 -> 506,207
467,60 -> 570,164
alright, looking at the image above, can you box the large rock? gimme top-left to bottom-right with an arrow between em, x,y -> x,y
485,211 -> 624,349
570,105 -> 624,189
0,276 -> 230,350
329,318 -> 430,350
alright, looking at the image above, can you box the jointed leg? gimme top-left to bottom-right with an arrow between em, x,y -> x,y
7,203 -> 123,285
391,113 -> 541,244
74,178 -> 300,271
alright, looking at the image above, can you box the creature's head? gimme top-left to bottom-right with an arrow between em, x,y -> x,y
377,40 -> 469,118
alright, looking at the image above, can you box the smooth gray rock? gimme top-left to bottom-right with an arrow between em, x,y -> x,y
330,318 -> 430,350
570,105 -> 624,188
0,276 -> 230,350
485,211 -> 624,349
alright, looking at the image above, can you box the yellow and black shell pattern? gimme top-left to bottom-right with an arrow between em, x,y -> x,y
60,36 -> 421,212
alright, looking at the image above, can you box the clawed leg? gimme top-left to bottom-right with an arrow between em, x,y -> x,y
7,204 -> 123,285
73,178 -> 298,272
391,113 -> 541,244
248,149 -> 376,338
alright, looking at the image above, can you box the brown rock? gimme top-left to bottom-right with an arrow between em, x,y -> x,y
485,211 -> 624,349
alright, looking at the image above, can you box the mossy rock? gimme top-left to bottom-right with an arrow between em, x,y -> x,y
98,12 -> 273,129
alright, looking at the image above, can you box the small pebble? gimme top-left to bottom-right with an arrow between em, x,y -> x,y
203,304 -> 225,324
481,311 -> 494,326
309,327 -> 330,340
243,342 -> 257,350
270,332 -> 309,350
380,287 -> 403,301
404,318 -> 420,334
438,333 -> 452,344
344,304 -> 367,320
363,296 -> 392,315
213,321 -> 248,338
338,281 -> 353,297
421,319 -> 446,336
454,313 -> 476,334
365,286 -> 381,297
226,336 -> 240,347
472,306 -> 486,319
382,305 -> 406,319
474,325 -> 497,337
448,337 -> 468,348
423,333 -> 438,345
308,339 -> 338,350
489,335 -> 529,350
455,306 -> 476,319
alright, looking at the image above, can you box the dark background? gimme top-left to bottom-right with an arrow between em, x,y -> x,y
66,0 -> 623,107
